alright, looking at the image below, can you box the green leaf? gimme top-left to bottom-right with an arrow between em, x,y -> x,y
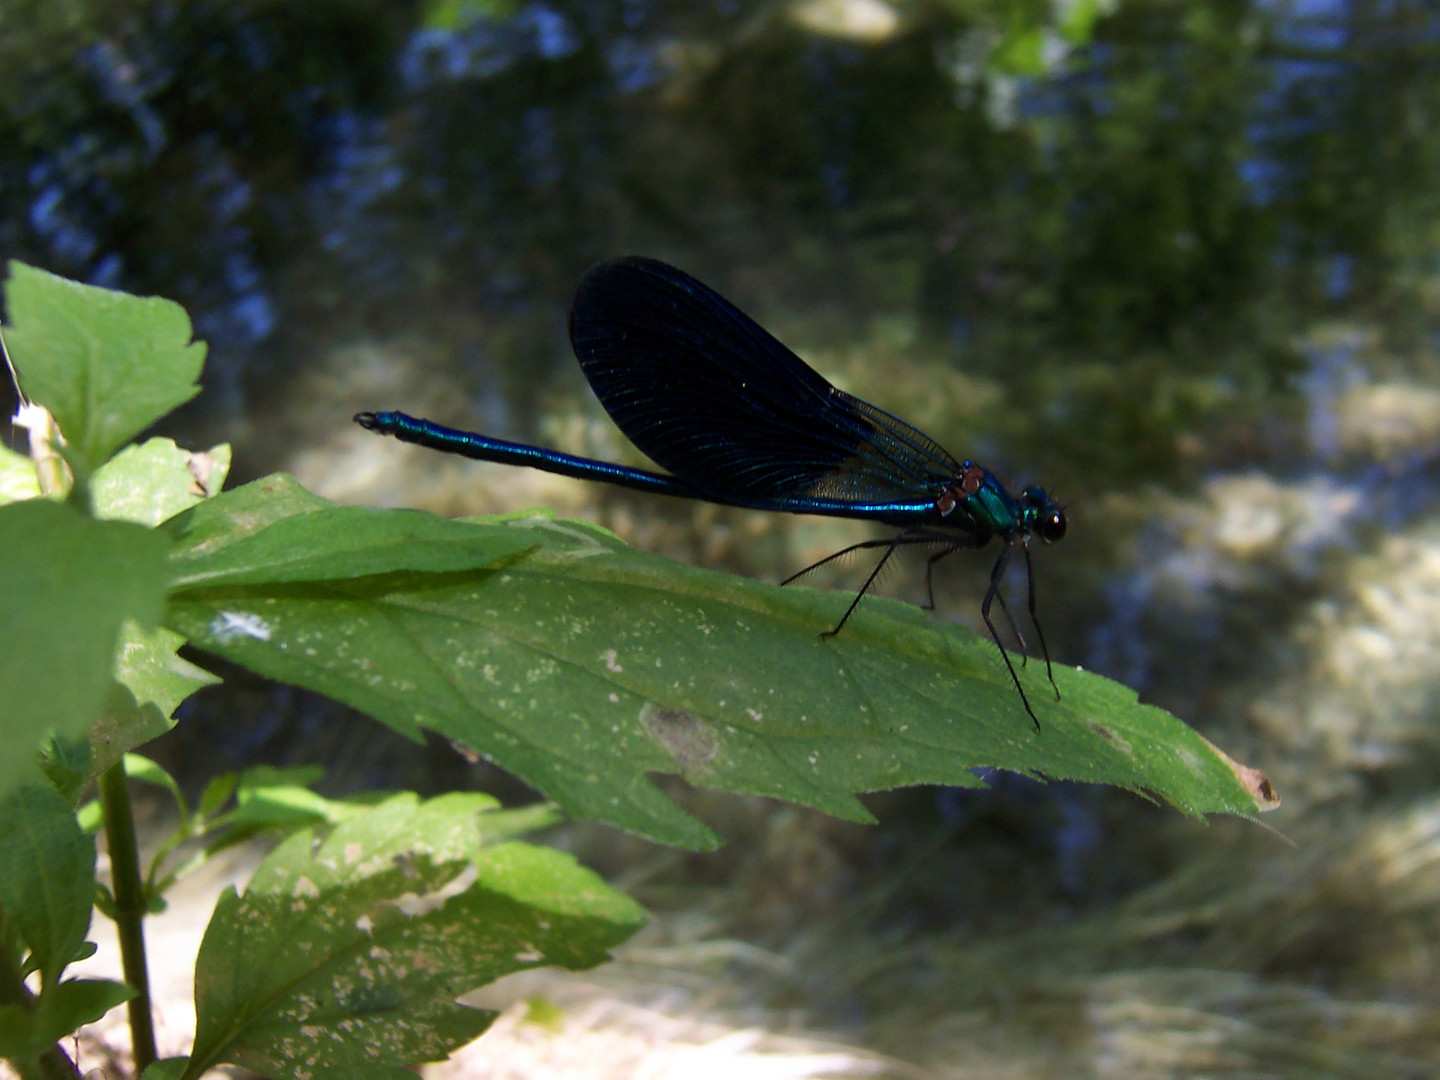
87,622 -> 219,779
122,755 -> 186,818
185,798 -> 645,1080
166,513 -> 1278,851
196,773 -> 238,820
0,1005 -> 38,1064
0,442 -> 40,505
92,438 -> 231,527
114,622 -> 219,718
213,783 -> 554,854
31,978 -> 133,1045
0,499 -> 170,799
2,263 -> 206,470
189,769 -> 383,854
38,735 -> 92,806
471,801 -> 564,845
142,1059 -> 189,1080
165,477 -> 536,590
236,764 -> 327,793
226,782 -> 373,832
0,783 -> 95,988
233,792 -> 538,879
116,616 -> 221,720
166,472 -> 333,552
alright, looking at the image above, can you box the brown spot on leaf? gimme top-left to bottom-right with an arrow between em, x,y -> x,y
641,704 -> 720,775
1234,764 -> 1278,808
1199,734 -> 1281,811
1088,720 -> 1133,754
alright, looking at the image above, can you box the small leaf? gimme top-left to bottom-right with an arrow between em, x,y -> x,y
213,788 -> 552,856
165,472 -> 333,555
249,791 -> 553,867
225,784 -> 369,832
166,481 -> 536,590
185,799 -> 645,1080
88,622 -> 219,779
0,442 -> 40,505
196,773 -> 239,819
32,978 -> 134,1043
3,262 -> 206,470
122,755 -> 187,819
473,802 -> 563,845
38,735 -> 92,805
92,438 -> 232,527
142,1058 -> 190,1080
0,499 -> 170,798
201,770 -> 384,849
0,783 -> 95,988
116,622 -> 214,718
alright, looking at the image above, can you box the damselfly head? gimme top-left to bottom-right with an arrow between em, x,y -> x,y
1020,485 -> 1067,543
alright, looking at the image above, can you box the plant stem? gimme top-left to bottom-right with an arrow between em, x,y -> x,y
18,404 -> 72,498
98,763 -> 158,1075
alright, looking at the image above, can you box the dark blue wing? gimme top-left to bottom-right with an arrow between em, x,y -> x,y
568,257 -> 962,508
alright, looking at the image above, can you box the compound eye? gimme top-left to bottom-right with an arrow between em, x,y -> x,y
1040,509 -> 1067,543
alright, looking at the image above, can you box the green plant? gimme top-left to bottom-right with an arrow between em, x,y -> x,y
0,263 -> 1275,1079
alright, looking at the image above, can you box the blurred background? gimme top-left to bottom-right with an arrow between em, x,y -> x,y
3,0 -> 1440,1075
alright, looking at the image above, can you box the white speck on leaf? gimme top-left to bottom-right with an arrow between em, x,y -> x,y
389,864 -> 477,917
211,610 -> 272,642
